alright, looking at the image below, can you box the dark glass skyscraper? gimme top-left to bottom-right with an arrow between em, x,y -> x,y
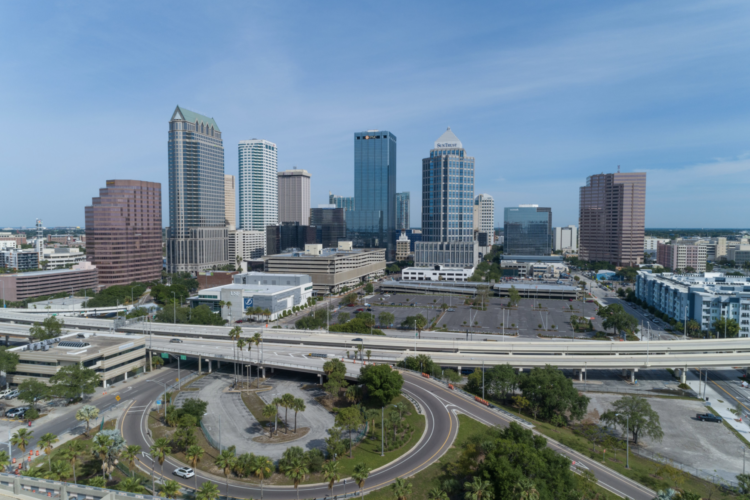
504,205 -> 552,255
311,206 -> 347,249
166,106 -> 229,272
349,131 -> 397,259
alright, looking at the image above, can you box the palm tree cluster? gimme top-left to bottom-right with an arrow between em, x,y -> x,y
227,329 -> 262,388
265,393 -> 307,436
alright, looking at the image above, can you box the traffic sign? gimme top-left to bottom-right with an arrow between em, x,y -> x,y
180,355 -> 186,361
176,378 -> 179,382
156,400 -> 162,405
161,353 -> 168,359
115,395 -> 121,402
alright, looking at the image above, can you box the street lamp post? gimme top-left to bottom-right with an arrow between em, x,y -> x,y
172,292 -> 176,325
381,407 -> 384,457
616,412 -> 630,468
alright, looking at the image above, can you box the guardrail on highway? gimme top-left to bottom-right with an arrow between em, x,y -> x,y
0,471 -> 168,500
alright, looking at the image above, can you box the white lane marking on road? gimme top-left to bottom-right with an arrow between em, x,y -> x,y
289,354 -> 294,357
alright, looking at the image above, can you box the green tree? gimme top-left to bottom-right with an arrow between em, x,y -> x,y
391,477 -> 413,500
185,445 -> 204,489
280,393 -> 296,433
150,438 -> 172,483
597,304 -> 638,336
50,364 -> 101,399
342,292 -> 359,305
352,462 -> 371,498
262,404 -> 277,437
508,286 -> 521,307
292,397 -> 306,433
121,444 -> 142,478
402,314 -> 428,336
322,460 -> 341,498
11,429 -> 32,452
517,365 -> 589,422
338,312 -> 351,324
0,350 -> 20,389
281,456 -> 309,500
29,316 -> 64,341
159,479 -> 181,499
428,488 -> 449,500
486,363 -> 518,402
215,448 -> 237,494
196,481 -> 220,500
365,283 -> 374,294
117,477 -> 150,494
712,317 -> 740,338
37,433 -> 58,470
18,379 -> 48,410
87,476 -> 107,488
600,395 -> 664,445
464,476 -> 493,500
378,311 -> 395,327
358,364 -> 404,406
335,406 -> 363,458
0,450 -> 10,473
76,405 -> 100,436
45,460 -> 72,482
251,456 -> 274,500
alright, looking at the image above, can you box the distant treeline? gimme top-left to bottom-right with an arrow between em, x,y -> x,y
645,228 -> 747,239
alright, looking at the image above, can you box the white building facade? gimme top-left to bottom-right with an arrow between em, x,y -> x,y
402,265 -> 474,282
553,226 -> 578,252
474,194 -> 495,235
235,230 -> 266,261
239,139 -> 278,231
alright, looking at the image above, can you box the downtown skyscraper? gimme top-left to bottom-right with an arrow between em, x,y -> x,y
349,130 -> 397,259
415,128 -> 477,267
238,139 -> 278,231
166,106 -> 229,273
579,172 -> 646,266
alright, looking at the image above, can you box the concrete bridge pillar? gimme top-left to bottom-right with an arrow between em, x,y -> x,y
630,370 -> 636,383
577,370 -> 584,382
208,360 -> 212,373
148,351 -> 153,372
678,369 -> 686,384
5,335 -> 8,346
622,368 -> 627,378
271,367 -> 275,374
198,355 -> 202,374
319,373 -> 323,385
217,360 -> 221,369
262,367 -> 266,378
457,366 -> 461,375
124,371 -> 128,381
516,368 -> 523,374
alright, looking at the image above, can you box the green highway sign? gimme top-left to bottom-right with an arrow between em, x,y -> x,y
161,353 -> 169,359
180,355 -> 186,361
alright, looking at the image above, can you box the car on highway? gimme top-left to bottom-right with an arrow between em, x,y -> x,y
351,338 -> 363,342
169,338 -> 183,343
3,390 -> 20,400
173,467 -> 195,479
696,413 -> 722,423
5,407 -> 28,418
383,294 -> 390,297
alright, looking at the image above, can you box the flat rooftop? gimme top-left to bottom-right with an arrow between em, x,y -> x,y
1,267 -> 92,278
27,296 -> 87,307
10,332 -> 144,358
493,283 -> 578,291
499,255 -> 563,262
196,283 -> 299,296
271,248 -> 378,258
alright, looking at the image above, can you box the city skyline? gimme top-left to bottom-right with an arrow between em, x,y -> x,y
2,2 -> 750,229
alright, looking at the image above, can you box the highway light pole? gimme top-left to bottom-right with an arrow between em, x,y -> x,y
616,412 -> 630,469
172,292 -> 176,325
381,407 -> 384,456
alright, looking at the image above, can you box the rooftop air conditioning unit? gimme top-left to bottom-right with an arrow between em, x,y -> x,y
42,345 -> 49,351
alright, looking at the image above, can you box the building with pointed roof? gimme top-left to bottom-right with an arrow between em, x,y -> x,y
166,106 -> 229,273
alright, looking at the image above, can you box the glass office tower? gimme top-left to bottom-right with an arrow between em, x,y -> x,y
166,106 -> 228,272
503,205 -> 552,255
396,192 -> 410,230
349,130 -> 397,259
415,128 -> 477,268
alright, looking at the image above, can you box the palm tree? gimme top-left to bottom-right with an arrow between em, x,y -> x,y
263,404 -> 279,438
272,397 -> 283,434
280,456 -> 308,500
117,477 -> 149,494
121,444 -> 142,478
345,385 -> 361,404
0,451 -> 10,473
263,308 -> 272,323
45,460 -> 72,482
11,429 -> 32,452
322,460 -> 341,498
252,333 -> 262,385
428,488 -> 449,500
291,398 -> 306,433
58,440 -> 86,484
281,393 -> 295,433
185,445 -> 204,490
237,337 -> 247,387
388,410 -> 400,441
464,477 -> 494,500
38,433 -> 59,470
150,438 -> 172,486
251,455 -> 274,500
93,435 -> 114,479
159,479 -> 181,499
228,326 -> 242,382
512,479 -> 538,500
365,409 -> 379,436
215,449 -> 237,496
352,462 -> 371,498
366,350 -> 372,362
196,481 -> 220,500
392,477 -> 412,500
243,339 -> 253,388
396,402 -> 407,419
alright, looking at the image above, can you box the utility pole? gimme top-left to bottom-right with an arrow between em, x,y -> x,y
381,407 -> 384,456
482,360 -> 485,400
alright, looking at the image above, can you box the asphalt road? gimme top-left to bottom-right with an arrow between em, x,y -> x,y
120,366 -> 655,500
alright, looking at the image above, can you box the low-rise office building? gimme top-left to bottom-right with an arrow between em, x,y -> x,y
396,231 -> 411,261
635,271 -> 750,336
42,247 -> 86,269
263,241 -> 385,294
401,265 -> 473,282
500,260 -> 569,278
189,272 -> 313,320
656,241 -> 707,273
7,332 -> 146,387
0,261 -> 99,302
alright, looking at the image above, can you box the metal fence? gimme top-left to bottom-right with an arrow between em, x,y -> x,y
200,418 -> 224,452
631,445 -> 741,488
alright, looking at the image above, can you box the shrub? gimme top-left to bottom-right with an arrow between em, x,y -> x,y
25,407 -> 40,420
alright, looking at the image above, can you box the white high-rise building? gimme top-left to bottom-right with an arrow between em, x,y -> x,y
553,225 -> 578,252
239,139 -> 278,231
474,194 -> 494,235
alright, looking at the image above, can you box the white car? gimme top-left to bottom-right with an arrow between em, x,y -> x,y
0,389 -> 14,399
173,467 -> 195,479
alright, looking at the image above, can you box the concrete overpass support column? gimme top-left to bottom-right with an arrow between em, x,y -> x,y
622,368 -> 627,378
102,378 -> 107,389
630,370 -> 635,384
457,366 -> 461,375
198,355 -> 202,374
124,372 -> 128,381
217,361 -> 221,369
4,335 -> 8,347
578,370 -> 584,382
148,351 -> 153,372
208,360 -> 212,373
271,367 -> 275,374
679,369 -> 686,384
319,374 -> 323,386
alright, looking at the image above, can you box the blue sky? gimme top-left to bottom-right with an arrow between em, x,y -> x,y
2,1 -> 749,229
